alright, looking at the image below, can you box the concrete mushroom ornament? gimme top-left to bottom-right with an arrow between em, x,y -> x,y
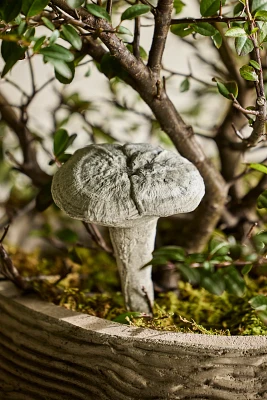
51,143 -> 205,314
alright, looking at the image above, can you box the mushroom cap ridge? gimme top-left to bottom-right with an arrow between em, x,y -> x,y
51,143 -> 205,228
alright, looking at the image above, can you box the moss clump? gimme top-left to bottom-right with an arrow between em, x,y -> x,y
5,246 -> 267,335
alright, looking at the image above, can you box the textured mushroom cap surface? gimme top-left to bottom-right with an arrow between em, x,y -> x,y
51,143 -> 205,227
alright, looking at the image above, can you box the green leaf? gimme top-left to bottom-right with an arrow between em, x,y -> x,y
192,22 -> 217,36
250,163 -> 267,174
241,264 -> 252,275
55,61 -> 75,83
212,31 -> 222,48
53,129 -> 69,156
225,27 -> 247,37
240,65 -> 258,81
250,60 -> 261,70
66,0 -> 84,7
153,246 -> 186,262
39,44 -> 74,62
180,78 -> 190,92
36,182 -> 53,212
170,23 -> 194,37
1,0 -> 22,23
200,0 -> 220,17
259,22 -> 267,43
257,190 -> 267,209
251,0 -> 267,14
234,2 -> 244,15
41,17 -> 55,31
56,228 -> 78,243
249,295 -> 267,311
22,0 -> 50,17
57,153 -> 72,163
222,267 -> 245,297
216,80 -> 238,99
173,0 -> 185,14
255,10 -> 267,20
121,4 -> 150,21
116,26 -> 133,36
1,41 -> 26,77
201,273 -> 225,295
178,264 -> 201,285
62,24 -> 82,51
86,4 -> 111,21
33,36 -> 46,52
235,36 -> 254,56
49,29 -> 60,45
46,57 -> 73,79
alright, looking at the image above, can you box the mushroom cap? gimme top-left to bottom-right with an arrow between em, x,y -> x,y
51,143 -> 205,228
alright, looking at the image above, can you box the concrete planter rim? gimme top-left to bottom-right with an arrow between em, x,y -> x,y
1,280 -> 267,352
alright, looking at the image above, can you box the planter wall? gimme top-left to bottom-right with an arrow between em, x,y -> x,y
0,281 -> 267,400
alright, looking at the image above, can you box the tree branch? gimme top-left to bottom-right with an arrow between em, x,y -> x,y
0,91 -> 51,186
170,16 -> 247,25
147,0 -> 173,76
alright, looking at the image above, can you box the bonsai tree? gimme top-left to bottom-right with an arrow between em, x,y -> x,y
0,0 -> 267,314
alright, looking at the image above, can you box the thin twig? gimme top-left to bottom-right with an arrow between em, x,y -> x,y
170,16 -> 247,25
82,222 -> 113,255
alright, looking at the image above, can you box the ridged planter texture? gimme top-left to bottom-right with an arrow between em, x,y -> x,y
0,281 -> 267,400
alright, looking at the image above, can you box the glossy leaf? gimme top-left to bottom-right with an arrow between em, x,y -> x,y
257,190 -> 267,209
46,57 -> 73,79
116,26 -> 133,36
250,163 -> 267,174
66,0 -> 84,7
33,36 -> 46,52
250,60 -> 261,70
0,0 -> 22,23
53,129 -> 69,156
180,78 -> 190,92
225,27 -> 247,37
170,23 -> 194,37
235,36 -> 254,56
62,24 -> 82,50
22,0 -> 50,17
251,0 -> 267,14
86,4 -> 111,21
249,295 -> 267,311
55,61 -> 75,83
121,4 -> 150,21
41,17 -> 55,31
192,22 -> 217,36
1,41 -> 26,77
39,44 -> 74,62
49,29 -> 60,45
259,22 -> 267,43
173,0 -> 185,14
53,130 -> 77,156
240,65 -> 258,81
255,10 -> 267,20
216,80 -> 238,99
200,0 -> 220,16
212,31 -> 222,48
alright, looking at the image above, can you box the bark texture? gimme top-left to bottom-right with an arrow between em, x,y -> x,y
0,282 -> 267,400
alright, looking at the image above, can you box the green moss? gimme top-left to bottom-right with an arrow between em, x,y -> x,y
8,246 -> 267,335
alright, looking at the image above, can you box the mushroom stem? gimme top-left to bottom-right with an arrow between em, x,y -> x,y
109,218 -> 158,314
